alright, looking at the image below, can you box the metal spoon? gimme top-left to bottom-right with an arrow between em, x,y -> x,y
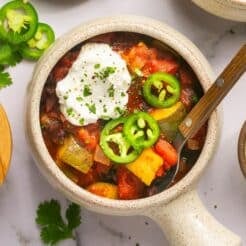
164,44 -> 246,188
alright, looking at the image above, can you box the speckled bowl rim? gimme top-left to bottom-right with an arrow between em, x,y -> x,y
26,15 -> 219,215
192,0 -> 246,22
238,121 -> 246,177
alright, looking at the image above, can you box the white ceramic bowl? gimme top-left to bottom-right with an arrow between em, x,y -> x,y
192,0 -> 246,22
26,16 -> 241,245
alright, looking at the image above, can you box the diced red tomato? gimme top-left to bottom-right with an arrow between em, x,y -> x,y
123,42 -> 179,78
142,59 -> 179,77
155,139 -> 178,166
156,165 -> 166,177
117,166 -> 145,200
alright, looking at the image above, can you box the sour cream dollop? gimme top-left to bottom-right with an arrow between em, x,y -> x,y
56,43 -> 131,126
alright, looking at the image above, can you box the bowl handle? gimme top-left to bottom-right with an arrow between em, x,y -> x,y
145,189 -> 241,246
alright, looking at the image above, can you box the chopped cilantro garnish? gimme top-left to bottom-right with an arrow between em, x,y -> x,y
103,105 -> 107,113
115,107 -> 124,115
86,103 -> 96,114
76,96 -> 83,102
79,118 -> 84,125
66,108 -> 73,116
121,92 -> 126,97
63,95 -> 68,100
103,66 -> 116,77
94,66 -> 116,80
107,85 -> 115,97
94,63 -> 100,69
83,85 -> 92,97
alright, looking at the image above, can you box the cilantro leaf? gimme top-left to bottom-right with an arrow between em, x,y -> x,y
66,203 -> 81,230
0,71 -> 12,89
36,200 -> 82,245
0,43 -> 22,67
40,224 -> 72,245
36,199 -> 65,228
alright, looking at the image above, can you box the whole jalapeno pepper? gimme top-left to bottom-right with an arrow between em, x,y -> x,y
143,72 -> 181,108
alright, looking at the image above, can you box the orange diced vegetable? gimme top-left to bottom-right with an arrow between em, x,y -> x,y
155,139 -> 178,166
87,182 -> 118,199
150,102 -> 185,121
126,148 -> 163,186
77,128 -> 98,151
117,166 -> 145,200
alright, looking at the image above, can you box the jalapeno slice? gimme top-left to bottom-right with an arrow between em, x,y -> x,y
100,117 -> 140,164
0,0 -> 38,44
20,23 -> 55,60
143,72 -> 181,108
123,112 -> 160,150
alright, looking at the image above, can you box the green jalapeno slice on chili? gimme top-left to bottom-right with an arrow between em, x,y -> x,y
0,0 -> 38,44
20,23 -> 55,60
143,72 -> 181,108
123,112 -> 160,150
100,117 -> 140,164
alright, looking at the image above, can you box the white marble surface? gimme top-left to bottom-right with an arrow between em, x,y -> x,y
0,0 -> 246,245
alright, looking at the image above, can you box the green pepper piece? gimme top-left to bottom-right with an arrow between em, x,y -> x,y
123,112 -> 160,150
20,23 -> 55,60
143,72 -> 181,108
0,0 -> 38,44
100,117 -> 141,164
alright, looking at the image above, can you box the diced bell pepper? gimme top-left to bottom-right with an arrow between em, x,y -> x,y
57,136 -> 93,174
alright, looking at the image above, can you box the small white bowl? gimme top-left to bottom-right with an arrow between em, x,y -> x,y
192,0 -> 246,22
26,15 -> 241,245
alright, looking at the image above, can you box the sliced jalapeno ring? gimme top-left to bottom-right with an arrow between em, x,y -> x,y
100,117 -> 141,164
143,72 -> 181,108
20,23 -> 55,60
123,112 -> 160,150
0,0 -> 38,44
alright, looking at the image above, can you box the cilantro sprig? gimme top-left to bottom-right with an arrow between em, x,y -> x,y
0,71 -> 12,89
36,200 -> 82,245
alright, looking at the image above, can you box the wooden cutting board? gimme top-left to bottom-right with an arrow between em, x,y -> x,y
0,105 -> 12,185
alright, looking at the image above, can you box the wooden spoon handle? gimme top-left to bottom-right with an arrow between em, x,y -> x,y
179,44 -> 246,139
